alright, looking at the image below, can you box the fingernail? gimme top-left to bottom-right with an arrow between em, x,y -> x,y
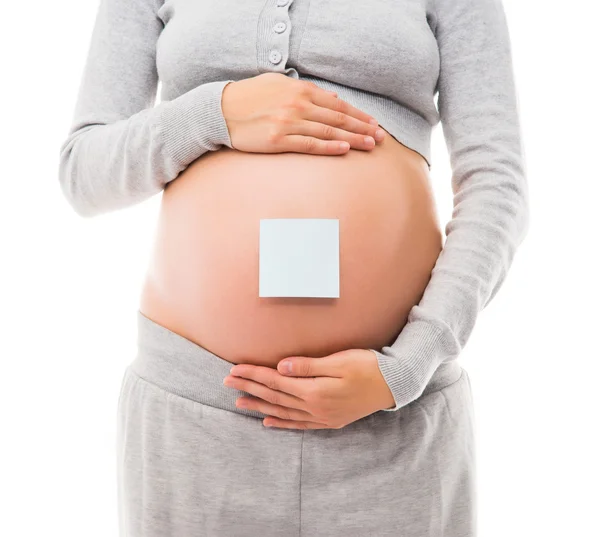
281,361 -> 293,374
364,136 -> 375,146
375,129 -> 385,141
369,118 -> 379,126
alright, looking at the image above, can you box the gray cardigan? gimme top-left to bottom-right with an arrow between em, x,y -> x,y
58,0 -> 530,411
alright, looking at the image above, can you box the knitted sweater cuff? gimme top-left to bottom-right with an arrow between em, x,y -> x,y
370,319 -> 452,411
157,79 -> 235,168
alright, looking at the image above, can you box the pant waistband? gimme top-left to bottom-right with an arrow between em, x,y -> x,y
130,310 -> 463,419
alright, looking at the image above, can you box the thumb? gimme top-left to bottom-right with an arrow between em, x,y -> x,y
277,357 -> 307,376
278,355 -> 340,377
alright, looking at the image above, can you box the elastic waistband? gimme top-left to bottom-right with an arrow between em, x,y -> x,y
130,310 -> 463,420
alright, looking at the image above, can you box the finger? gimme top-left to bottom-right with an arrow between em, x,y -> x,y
229,364 -> 317,398
264,417 -> 335,430
301,80 -> 339,101
278,356 -> 345,378
292,119 -> 376,151
305,102 -> 383,142
224,374 -> 309,410
281,134 -> 351,156
310,91 -> 377,130
237,396 -> 324,424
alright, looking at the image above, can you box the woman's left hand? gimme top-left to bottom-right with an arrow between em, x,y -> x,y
223,348 -> 396,430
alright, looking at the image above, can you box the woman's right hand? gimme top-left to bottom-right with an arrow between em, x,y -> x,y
221,73 -> 385,155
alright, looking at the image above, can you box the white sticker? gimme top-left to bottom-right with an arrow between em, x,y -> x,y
259,218 -> 340,298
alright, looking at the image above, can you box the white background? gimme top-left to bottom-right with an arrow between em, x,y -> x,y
1,0 -> 598,535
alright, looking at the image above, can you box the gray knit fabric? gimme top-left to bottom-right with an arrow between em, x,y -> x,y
117,311 -> 476,536
58,0 -> 529,411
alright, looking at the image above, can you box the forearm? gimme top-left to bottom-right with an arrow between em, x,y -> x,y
58,79 -> 234,217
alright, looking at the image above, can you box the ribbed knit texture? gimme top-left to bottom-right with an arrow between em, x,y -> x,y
58,0 -> 529,411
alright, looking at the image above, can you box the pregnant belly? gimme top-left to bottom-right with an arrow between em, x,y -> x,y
139,129 -> 443,367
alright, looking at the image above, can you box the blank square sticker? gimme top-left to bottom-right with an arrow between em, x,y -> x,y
259,218 -> 340,298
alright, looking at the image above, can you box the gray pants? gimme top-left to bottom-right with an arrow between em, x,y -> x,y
117,311 -> 477,536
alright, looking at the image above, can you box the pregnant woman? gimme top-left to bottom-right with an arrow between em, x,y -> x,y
58,0 -> 529,535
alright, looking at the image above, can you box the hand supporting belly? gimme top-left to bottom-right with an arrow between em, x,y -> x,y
139,130 -> 442,368
222,347 -> 397,429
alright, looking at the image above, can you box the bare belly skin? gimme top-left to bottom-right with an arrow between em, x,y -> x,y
139,128 -> 443,367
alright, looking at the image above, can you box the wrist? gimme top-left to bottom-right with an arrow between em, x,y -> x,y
367,349 -> 397,411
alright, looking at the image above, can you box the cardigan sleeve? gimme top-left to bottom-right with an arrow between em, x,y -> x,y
58,0 -> 235,217
370,0 -> 530,411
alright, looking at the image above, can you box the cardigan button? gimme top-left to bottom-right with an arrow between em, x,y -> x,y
276,0 -> 289,6
274,22 -> 287,33
269,50 -> 282,64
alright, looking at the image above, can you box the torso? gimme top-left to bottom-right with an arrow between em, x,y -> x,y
139,128 -> 442,368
